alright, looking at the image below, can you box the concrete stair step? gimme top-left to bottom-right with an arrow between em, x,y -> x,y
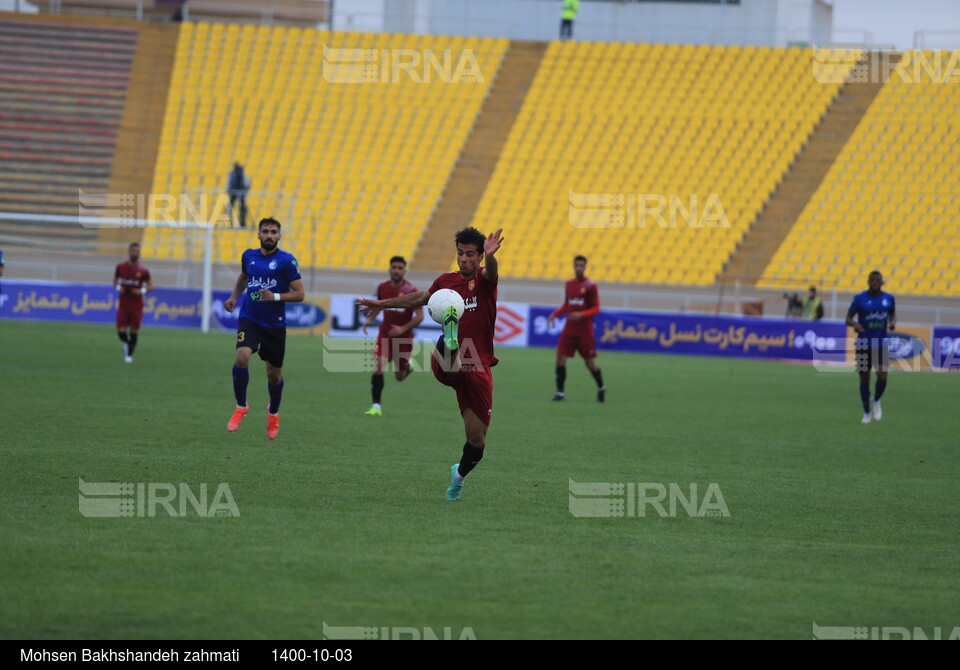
415,41 -> 547,271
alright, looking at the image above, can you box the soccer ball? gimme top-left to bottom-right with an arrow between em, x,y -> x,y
428,288 -> 465,325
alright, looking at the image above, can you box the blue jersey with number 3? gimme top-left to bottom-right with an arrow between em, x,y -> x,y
848,290 -> 895,343
238,248 -> 301,329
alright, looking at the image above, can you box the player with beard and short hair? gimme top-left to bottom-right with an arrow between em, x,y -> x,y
361,256 -> 423,416
846,270 -> 896,424
223,218 -> 305,439
114,242 -> 153,363
357,227 -> 504,501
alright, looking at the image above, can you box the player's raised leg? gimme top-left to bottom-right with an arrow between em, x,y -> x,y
433,334 -> 463,378
442,304 -> 459,351
266,362 -> 283,439
229,345 -> 252,431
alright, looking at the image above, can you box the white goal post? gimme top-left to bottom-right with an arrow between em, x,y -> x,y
0,211 -> 218,333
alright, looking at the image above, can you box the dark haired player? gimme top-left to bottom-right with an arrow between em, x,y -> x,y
846,270 -> 896,424
361,256 -> 423,416
223,218 -> 305,439
548,255 -> 605,402
357,227 -> 504,501
114,242 -> 153,363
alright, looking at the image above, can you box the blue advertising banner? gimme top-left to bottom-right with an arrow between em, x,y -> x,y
0,280 -> 330,332
0,280 -> 204,327
528,306 -> 848,362
932,327 -> 960,370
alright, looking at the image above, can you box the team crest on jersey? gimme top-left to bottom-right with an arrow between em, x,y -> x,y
468,280 -> 475,291
580,287 -> 586,294
882,299 -> 888,306
269,260 -> 278,270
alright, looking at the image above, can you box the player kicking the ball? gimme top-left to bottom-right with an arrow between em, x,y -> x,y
357,227 -> 504,502
223,218 -> 305,439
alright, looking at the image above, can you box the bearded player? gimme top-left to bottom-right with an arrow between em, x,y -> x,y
223,218 -> 305,439
114,242 -> 153,363
361,256 -> 424,416
357,227 -> 504,502
548,255 -> 605,402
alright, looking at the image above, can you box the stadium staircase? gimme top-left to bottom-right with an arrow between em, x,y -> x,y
98,21 -> 180,255
720,58 -> 886,286
415,40 -> 548,273
0,15 -> 137,250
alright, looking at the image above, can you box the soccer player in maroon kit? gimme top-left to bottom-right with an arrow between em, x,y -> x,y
548,255 -> 605,402
361,256 -> 424,416
357,227 -> 504,501
114,242 -> 153,363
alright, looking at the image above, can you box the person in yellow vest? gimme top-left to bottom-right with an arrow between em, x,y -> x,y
802,286 -> 824,320
560,0 -> 579,40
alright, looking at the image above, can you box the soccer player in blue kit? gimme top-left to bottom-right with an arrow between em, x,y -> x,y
845,270 -> 896,424
223,218 -> 305,439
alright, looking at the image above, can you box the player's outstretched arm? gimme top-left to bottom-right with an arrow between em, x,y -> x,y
482,228 -> 504,282
357,289 -> 430,315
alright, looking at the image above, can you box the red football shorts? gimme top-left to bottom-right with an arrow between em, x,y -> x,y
431,352 -> 494,426
116,297 -> 144,330
557,328 -> 597,359
375,333 -> 414,374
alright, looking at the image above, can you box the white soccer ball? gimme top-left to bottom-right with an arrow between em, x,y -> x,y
428,288 -> 466,325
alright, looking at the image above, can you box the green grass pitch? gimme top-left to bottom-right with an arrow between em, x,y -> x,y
1,320 -> 957,639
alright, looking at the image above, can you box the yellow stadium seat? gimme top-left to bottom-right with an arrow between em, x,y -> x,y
149,26 -> 508,267
758,52 -> 960,296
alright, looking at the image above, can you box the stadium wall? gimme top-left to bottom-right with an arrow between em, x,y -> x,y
334,0 -> 832,47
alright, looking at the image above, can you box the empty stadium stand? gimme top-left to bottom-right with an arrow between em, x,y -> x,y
758,51 -> 960,297
467,42 -> 854,286
0,16 -> 137,248
144,22 -> 508,268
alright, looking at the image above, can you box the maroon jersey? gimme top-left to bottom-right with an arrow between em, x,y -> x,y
114,262 -> 151,300
429,269 -> 498,368
377,279 -> 419,332
551,277 -> 600,335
